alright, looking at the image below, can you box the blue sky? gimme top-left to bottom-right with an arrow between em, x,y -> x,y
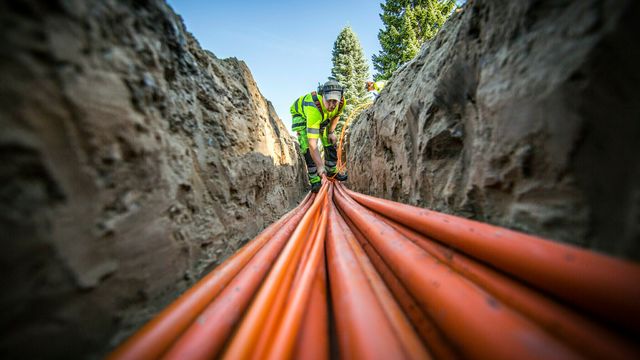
166,0 -> 384,132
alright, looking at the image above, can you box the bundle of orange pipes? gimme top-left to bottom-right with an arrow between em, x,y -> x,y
109,181 -> 640,360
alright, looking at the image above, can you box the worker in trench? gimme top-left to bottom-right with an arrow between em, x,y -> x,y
366,80 -> 386,100
290,79 -> 348,193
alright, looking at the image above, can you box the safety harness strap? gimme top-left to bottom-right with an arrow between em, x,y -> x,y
311,91 -> 323,113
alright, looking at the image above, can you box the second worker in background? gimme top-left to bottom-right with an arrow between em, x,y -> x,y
291,80 -> 348,193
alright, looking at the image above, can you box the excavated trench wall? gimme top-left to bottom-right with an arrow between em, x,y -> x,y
0,0 -> 306,357
348,0 -> 640,261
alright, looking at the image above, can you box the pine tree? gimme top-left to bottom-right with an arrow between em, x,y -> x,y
373,0 -> 455,80
330,26 -> 370,117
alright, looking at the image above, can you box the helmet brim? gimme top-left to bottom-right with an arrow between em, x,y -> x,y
324,91 -> 342,101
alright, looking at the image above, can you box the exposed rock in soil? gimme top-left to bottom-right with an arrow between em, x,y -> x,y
347,0 -> 640,260
0,0 -> 306,358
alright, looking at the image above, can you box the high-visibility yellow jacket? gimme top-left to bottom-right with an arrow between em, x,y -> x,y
373,80 -> 386,92
290,93 -> 346,139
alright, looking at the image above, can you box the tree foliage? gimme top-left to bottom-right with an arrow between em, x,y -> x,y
373,0 -> 456,80
330,26 -> 370,116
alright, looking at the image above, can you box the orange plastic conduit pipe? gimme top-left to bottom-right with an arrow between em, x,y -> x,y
326,192 -> 410,359
108,193 -> 313,360
291,250 -> 329,360
160,194 -> 316,359
339,204 -> 461,360
343,187 -> 640,333
264,186 -> 331,360
244,186 -> 326,360
247,202 -> 322,360
334,204 -> 432,360
333,184 -> 581,360
379,212 -> 640,360
221,182 -> 330,360
110,177 -> 640,360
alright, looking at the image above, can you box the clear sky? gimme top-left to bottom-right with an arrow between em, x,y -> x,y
166,0 -> 384,133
